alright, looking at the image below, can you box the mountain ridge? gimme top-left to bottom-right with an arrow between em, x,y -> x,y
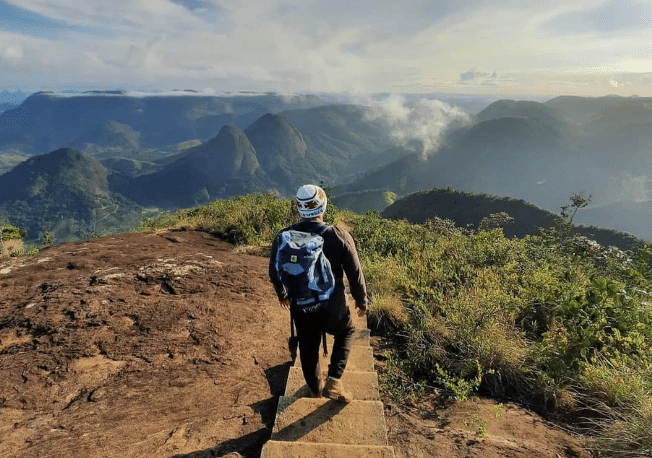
3,93 -> 652,242
0,148 -> 144,241
380,188 -> 647,253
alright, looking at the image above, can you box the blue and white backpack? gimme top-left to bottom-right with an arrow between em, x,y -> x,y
275,226 -> 335,314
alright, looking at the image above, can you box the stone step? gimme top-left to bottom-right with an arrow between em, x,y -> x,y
284,366 -> 379,400
350,309 -> 368,330
296,345 -> 374,372
271,397 -> 388,446
260,440 -> 396,458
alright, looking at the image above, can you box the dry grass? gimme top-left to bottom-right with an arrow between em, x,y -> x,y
1,239 -> 23,257
369,292 -> 408,333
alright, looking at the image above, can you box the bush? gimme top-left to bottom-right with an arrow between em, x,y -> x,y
141,194 -> 297,246
1,219 -> 30,257
352,207 -> 652,455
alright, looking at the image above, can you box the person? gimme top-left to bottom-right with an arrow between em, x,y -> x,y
269,184 -> 368,403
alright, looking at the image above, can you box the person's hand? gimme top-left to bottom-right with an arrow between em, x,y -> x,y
279,298 -> 291,310
356,301 -> 368,316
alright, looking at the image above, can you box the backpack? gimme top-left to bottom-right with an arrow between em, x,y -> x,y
275,225 -> 335,314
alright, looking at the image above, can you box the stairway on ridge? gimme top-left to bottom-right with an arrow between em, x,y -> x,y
260,300 -> 395,458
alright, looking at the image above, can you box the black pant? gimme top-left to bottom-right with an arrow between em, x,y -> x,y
293,305 -> 355,394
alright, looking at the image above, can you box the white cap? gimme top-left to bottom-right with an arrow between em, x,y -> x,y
296,184 -> 327,219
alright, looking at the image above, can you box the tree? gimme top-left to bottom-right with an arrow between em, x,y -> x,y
560,192 -> 591,225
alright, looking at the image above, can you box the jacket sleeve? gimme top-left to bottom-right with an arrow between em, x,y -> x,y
268,232 -> 288,302
337,228 -> 368,308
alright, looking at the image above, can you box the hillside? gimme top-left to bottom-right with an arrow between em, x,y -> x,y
0,148 -> 145,242
113,125 -> 272,208
575,199 -> 652,243
0,90 -> 30,114
0,229 -> 588,458
70,120 -> 142,160
544,95 -> 652,127
381,188 -> 648,252
282,104 -> 403,177
244,114 -> 310,193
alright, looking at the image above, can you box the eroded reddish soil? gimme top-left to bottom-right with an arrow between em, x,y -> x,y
0,231 -> 289,458
0,230 -> 589,458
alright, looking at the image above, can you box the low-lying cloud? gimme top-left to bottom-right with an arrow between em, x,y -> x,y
364,95 -> 471,159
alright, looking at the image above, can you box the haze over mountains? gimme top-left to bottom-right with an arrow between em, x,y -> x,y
1,91 -> 651,244
0,89 -> 30,113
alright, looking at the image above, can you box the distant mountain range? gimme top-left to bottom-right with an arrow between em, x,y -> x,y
0,91 -> 328,156
1,92 -> 652,243
334,95 -> 652,241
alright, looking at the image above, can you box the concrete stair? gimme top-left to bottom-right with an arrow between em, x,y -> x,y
260,303 -> 395,458
271,397 -> 387,445
260,441 -> 396,458
284,367 -> 379,401
295,344 -> 375,372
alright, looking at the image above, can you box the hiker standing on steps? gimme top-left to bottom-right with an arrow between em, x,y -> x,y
269,184 -> 368,403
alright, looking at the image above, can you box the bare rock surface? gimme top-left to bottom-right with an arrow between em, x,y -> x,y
0,231 -> 289,458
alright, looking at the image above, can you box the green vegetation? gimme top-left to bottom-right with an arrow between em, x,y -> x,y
145,193 -> 651,457
0,218 -> 22,241
0,219 -> 38,257
140,193 -> 298,246
381,188 -> 648,256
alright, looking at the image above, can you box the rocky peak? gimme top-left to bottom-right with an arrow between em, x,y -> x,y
245,113 -> 307,167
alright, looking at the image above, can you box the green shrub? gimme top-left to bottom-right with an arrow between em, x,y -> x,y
1,221 -> 22,241
141,194 -> 297,246
351,208 -> 652,455
1,219 -> 31,257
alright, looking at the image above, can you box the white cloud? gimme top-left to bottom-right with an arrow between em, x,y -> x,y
363,94 -> 471,158
0,43 -> 24,59
0,0 -> 651,95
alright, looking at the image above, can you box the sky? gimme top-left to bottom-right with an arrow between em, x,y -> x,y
0,0 -> 651,97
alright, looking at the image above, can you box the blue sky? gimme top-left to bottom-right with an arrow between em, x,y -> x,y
0,0 -> 650,96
